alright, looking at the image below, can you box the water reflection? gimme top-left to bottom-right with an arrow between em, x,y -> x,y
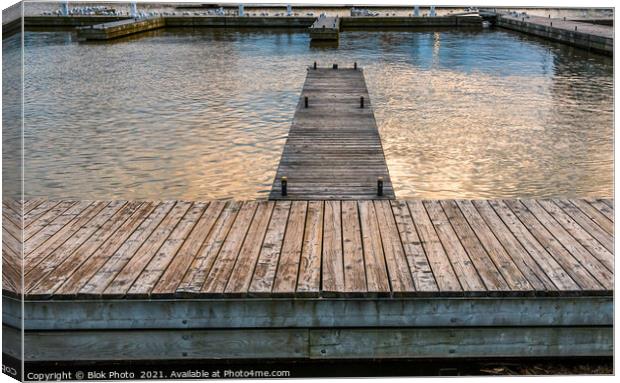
22,27 -> 613,200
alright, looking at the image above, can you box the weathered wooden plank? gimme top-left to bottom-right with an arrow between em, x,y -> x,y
24,200 -> 61,229
225,201 -> 274,296
553,199 -> 613,253
25,201 -> 126,282
424,201 -> 486,292
47,203 -> 157,297
322,200 -> 345,294
390,200 -> 438,293
570,199 -> 614,235
2,210 -> 22,242
2,228 -> 22,271
128,202 -> 209,297
374,200 -> 415,295
177,202 -> 241,296
23,199 -> 46,215
407,201 -> 462,294
24,201 -> 62,231
358,201 -> 390,295
458,200 -> 547,292
272,201 -> 307,295
585,198 -> 614,222
247,202 -> 291,296
440,200 -> 516,293
2,199 -> 22,218
25,201 -> 91,254
478,200 -> 578,292
296,201 -> 324,296
341,201 -> 367,295
25,201 -> 108,271
538,200 -> 613,271
102,202 -> 193,298
151,201 -> 225,297
520,200 -> 613,290
77,202 -> 174,297
201,202 -> 258,296
502,200 -> 603,291
27,201 -> 142,297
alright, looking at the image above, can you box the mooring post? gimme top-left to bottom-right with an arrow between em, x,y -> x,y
333,63 -> 338,69
360,96 -> 364,108
304,96 -> 309,108
281,176 -> 288,196
550,21 -> 553,26
575,26 -> 578,31
354,62 -> 357,69
313,61 -> 317,69
377,177 -> 384,196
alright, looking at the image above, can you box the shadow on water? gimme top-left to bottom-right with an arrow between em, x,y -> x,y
309,39 -> 339,49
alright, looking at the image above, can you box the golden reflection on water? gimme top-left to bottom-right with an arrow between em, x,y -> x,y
16,27 -> 613,200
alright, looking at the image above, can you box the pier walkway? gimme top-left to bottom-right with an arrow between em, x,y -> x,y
2,197 -> 614,361
270,66 -> 394,200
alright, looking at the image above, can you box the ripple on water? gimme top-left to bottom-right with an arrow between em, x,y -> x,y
13,27 -> 613,200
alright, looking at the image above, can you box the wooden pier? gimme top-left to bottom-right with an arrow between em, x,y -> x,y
76,17 -> 165,41
2,198 -> 613,361
309,15 -> 340,40
270,66 -> 394,200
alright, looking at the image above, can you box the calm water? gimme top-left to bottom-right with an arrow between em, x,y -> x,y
14,27 -> 613,200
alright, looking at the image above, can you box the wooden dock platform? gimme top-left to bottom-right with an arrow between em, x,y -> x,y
309,15 -> 340,40
270,66 -> 394,200
1,198 -> 614,361
496,13 -> 612,55
4,198 -> 612,300
76,17 -> 165,41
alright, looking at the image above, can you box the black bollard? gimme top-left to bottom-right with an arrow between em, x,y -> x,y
360,96 -> 364,108
333,63 -> 338,69
377,177 -> 384,197
281,176 -> 288,196
550,22 -> 552,26
575,26 -> 578,31
354,62 -> 357,69
313,61 -> 317,69
304,96 -> 308,108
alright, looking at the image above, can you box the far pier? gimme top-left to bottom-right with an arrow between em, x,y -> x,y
269,64 -> 394,200
309,15 -> 340,41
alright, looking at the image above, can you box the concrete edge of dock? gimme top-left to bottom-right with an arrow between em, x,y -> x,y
496,15 -> 612,56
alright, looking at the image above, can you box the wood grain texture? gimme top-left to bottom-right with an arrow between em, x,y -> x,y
8,199 -> 614,299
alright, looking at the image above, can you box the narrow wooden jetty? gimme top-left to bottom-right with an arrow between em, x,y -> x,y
309,15 -> 340,40
76,17 -> 165,40
270,66 -> 394,200
2,198 -> 613,361
496,13 -> 612,55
